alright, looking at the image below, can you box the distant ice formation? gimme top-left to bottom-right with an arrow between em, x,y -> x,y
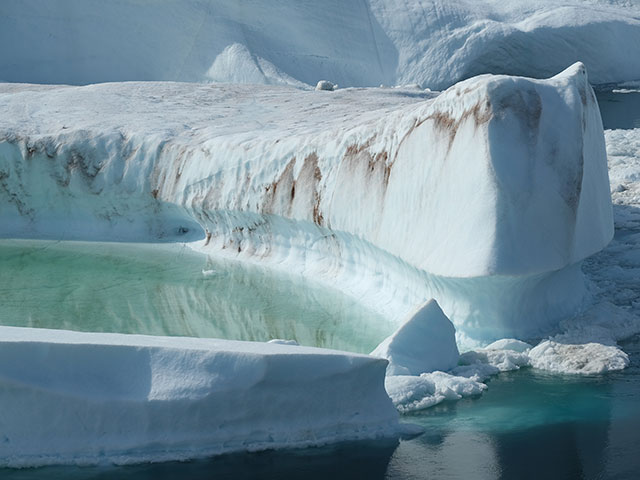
2,1 -> 639,89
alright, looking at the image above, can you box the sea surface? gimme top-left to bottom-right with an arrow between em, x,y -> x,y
1,87 -> 639,479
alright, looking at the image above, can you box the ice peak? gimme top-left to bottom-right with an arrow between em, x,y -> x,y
371,299 -> 460,376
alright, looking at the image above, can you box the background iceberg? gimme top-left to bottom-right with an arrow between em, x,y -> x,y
1,0 -> 639,89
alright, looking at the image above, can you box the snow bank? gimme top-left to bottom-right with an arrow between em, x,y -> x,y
0,64 -> 612,343
0,326 -> 399,467
371,300 -> 459,376
2,1 -> 640,89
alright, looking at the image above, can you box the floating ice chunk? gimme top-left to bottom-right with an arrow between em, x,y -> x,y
456,348 -> 531,381
0,326 -> 399,467
315,80 -> 337,91
371,300 -> 459,376
528,340 -> 629,374
484,338 -> 532,352
385,372 -> 486,413
267,338 -> 300,346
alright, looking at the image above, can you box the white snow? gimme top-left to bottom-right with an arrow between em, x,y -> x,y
371,300 -> 459,376
0,326 -> 399,467
385,372 -> 487,413
0,64 -> 612,344
484,338 -> 532,353
529,340 -> 629,374
2,1 -> 640,89
315,80 -> 337,91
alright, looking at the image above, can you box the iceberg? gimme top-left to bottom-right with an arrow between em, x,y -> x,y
371,299 -> 459,376
0,326 -> 400,467
2,1 -> 639,89
0,63 -> 612,344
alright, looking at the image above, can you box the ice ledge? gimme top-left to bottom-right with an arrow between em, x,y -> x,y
0,326 -> 400,467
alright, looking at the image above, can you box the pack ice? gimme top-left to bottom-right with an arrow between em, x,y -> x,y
0,62 -> 612,343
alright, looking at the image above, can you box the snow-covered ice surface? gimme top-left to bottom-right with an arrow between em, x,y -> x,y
2,1 -> 640,89
0,63 -> 612,345
0,326 -> 400,467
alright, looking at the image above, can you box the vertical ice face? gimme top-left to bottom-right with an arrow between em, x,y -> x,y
373,62 -> 613,278
0,64 -> 613,342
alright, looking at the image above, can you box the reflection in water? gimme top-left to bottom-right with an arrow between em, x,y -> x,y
0,440 -> 399,480
0,240 -> 391,354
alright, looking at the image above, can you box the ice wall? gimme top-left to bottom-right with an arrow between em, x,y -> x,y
1,1 -> 639,89
0,326 -> 399,467
0,64 -> 613,342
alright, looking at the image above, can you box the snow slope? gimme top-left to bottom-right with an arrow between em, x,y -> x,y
2,0 -> 639,89
0,64 -> 612,343
0,326 -> 399,467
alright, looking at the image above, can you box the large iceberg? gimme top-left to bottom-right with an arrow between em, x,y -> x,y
0,326 -> 400,467
0,63 -> 612,343
1,1 -> 639,89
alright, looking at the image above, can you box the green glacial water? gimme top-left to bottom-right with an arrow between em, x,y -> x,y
0,239 -> 390,354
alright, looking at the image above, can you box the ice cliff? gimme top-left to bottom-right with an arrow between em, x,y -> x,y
0,63 -> 612,343
2,0 -> 639,89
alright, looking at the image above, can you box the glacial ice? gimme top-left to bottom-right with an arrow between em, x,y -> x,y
2,1 -> 640,89
0,326 -> 399,467
0,63 -> 612,344
371,299 -> 459,376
